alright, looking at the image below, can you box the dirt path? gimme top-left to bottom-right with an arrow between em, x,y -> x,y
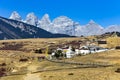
24,73 -> 41,80
27,65 -> 38,72
24,64 -> 41,80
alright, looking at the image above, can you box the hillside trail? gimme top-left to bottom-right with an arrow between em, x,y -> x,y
24,73 -> 41,80
24,65 -> 41,80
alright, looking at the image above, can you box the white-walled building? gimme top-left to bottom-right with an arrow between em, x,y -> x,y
66,46 -> 75,58
75,49 -> 80,55
79,46 -> 108,55
51,45 -> 108,59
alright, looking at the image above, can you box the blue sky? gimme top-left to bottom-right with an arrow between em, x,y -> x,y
0,0 -> 120,27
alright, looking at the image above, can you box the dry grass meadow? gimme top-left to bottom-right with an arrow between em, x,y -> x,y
0,37 -> 120,80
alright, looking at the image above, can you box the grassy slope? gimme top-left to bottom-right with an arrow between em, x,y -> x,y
66,50 -> 120,65
0,38 -> 120,80
1,50 -> 120,80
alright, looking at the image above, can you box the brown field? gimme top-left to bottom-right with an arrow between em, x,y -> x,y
0,37 -> 120,80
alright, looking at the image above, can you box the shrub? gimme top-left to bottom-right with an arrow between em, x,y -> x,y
68,73 -> 74,75
115,68 -> 120,73
34,49 -> 42,53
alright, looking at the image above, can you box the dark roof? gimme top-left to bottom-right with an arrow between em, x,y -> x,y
98,41 -> 107,44
65,41 -> 81,46
116,46 -> 120,49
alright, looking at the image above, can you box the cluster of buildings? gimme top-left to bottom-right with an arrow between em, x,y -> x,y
51,41 -> 108,58
50,33 -> 120,59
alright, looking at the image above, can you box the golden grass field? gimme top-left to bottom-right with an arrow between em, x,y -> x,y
0,37 -> 120,80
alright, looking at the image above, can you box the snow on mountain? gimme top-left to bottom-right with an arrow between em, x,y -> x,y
0,31 -> 3,34
51,16 -> 76,36
75,20 -> 104,36
105,25 -> 120,32
75,25 -> 84,36
38,14 -> 51,31
25,12 -> 38,26
0,16 -> 70,40
8,12 -> 120,36
75,20 -> 103,36
9,11 -> 22,21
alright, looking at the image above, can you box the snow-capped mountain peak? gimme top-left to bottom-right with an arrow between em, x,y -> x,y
25,12 -> 38,26
75,20 -> 104,36
26,12 -> 36,18
53,16 -> 74,25
87,20 -> 104,29
37,14 -> 51,31
8,12 -> 120,36
88,20 -> 96,24
43,14 -> 49,19
40,14 -> 51,24
51,16 -> 75,35
105,25 -> 120,32
9,11 -> 21,21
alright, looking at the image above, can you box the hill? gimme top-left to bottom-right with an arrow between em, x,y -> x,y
0,16 -> 70,40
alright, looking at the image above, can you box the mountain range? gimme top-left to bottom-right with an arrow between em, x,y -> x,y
0,11 -> 119,40
0,15 -> 70,40
9,11 -> 120,37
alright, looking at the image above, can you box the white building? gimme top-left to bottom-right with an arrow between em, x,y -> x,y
51,45 -> 108,59
75,49 -> 80,55
66,46 -> 75,58
79,46 -> 108,55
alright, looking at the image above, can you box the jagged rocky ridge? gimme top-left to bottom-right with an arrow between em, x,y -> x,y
0,16 -> 70,40
9,11 -> 120,36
